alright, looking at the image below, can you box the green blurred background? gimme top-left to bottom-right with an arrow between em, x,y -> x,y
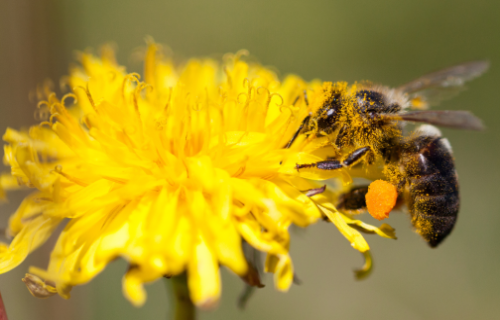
1,0 -> 499,319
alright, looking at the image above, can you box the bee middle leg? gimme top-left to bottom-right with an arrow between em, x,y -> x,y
296,146 -> 373,171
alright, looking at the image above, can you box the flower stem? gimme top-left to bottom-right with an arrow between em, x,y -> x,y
167,274 -> 196,320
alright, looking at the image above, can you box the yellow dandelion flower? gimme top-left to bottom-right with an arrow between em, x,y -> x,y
0,42 -> 395,308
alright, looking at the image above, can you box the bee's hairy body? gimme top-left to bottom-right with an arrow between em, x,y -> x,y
289,60 -> 488,247
394,134 -> 459,247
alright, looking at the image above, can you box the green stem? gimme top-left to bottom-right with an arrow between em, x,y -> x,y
167,274 -> 196,320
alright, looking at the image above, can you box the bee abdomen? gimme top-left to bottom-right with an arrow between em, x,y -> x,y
403,135 -> 459,247
412,192 -> 459,216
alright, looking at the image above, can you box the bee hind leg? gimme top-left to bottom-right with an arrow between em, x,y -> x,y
296,146 -> 373,171
329,186 -> 370,219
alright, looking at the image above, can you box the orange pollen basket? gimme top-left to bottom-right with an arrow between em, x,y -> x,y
365,180 -> 398,221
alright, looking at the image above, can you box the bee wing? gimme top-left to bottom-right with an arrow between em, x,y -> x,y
385,110 -> 484,131
397,61 -> 489,107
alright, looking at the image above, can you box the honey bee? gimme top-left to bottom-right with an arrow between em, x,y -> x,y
288,61 -> 488,247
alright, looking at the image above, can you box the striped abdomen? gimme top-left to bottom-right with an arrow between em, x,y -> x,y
401,134 -> 459,247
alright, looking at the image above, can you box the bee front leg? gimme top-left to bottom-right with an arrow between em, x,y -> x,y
284,115 -> 311,149
296,146 -> 373,171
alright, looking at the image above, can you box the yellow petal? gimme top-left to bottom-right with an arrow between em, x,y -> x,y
354,251 -> 373,280
0,215 -> 62,273
265,253 -> 293,292
123,269 -> 147,307
343,215 -> 397,240
274,254 -> 293,291
320,206 -> 370,252
271,179 -> 322,226
188,233 -> 220,309
7,192 -> 49,236
236,217 -> 287,255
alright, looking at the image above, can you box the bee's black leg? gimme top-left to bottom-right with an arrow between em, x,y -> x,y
284,115 -> 311,149
292,90 -> 309,106
296,146 -> 372,170
332,186 -> 369,218
284,90 -> 312,149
